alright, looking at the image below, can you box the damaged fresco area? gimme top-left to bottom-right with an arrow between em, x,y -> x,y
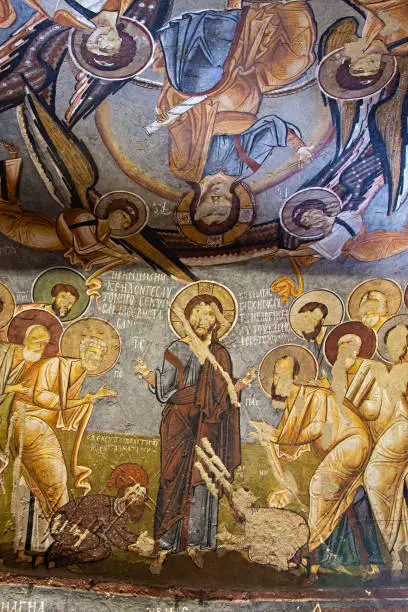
0,0 -> 407,603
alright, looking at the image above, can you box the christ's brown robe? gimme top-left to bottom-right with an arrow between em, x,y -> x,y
153,341 -> 240,549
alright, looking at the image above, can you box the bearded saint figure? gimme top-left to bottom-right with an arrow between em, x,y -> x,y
7,334 -> 116,540
136,283 -> 251,574
251,338 -> 380,580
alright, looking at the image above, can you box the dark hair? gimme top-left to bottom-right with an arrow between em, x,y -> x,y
81,24 -> 136,72
51,283 -> 79,300
0,298 -> 4,315
336,58 -> 385,91
184,294 -> 223,341
276,355 -> 300,378
292,199 -> 335,230
298,301 -> 328,319
102,198 -> 139,227
107,462 -> 148,498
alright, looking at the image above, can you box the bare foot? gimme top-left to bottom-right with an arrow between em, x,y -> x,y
34,555 -> 45,568
362,564 -> 381,582
186,546 -> 204,569
16,550 -> 32,563
149,550 -> 169,575
306,563 -> 320,584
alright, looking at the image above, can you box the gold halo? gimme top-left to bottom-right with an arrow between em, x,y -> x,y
176,182 -> 256,248
60,317 -> 121,375
289,290 -> 344,339
169,281 -> 238,340
94,191 -> 149,238
0,283 -> 15,330
317,47 -> 397,101
347,278 -> 402,322
323,320 -> 377,366
377,314 -> 408,364
7,308 -> 63,358
258,344 -> 318,398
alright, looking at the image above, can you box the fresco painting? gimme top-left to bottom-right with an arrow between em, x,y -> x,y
0,0 -> 408,606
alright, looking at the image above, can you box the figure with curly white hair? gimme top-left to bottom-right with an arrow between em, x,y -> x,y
6,332 -> 116,566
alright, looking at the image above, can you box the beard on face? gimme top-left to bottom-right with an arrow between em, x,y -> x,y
118,494 -> 146,522
301,320 -> 323,342
192,320 -> 217,340
52,301 -> 69,319
361,311 -> 380,328
271,384 -> 289,403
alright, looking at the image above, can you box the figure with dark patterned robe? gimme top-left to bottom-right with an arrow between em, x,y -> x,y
47,463 -> 149,566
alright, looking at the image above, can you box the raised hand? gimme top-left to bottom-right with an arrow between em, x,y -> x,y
248,420 -> 277,445
234,365 -> 257,393
135,359 -> 156,386
297,146 -> 313,169
83,386 -> 117,404
267,487 -> 292,509
135,358 -> 149,376
94,385 -> 117,400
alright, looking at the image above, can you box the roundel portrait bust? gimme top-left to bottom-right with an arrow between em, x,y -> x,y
176,173 -> 256,248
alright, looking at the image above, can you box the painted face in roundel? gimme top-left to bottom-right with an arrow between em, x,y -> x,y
273,356 -> 295,399
54,291 -> 78,318
23,325 -> 50,362
336,335 -> 361,369
189,302 -> 217,340
300,208 -> 334,232
108,210 -> 132,231
86,25 -> 122,57
359,293 -> 387,329
386,325 -> 408,364
350,53 -> 382,78
81,346 -> 104,372
297,308 -> 325,336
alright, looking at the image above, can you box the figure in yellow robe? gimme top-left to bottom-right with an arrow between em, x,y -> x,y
346,358 -> 408,568
154,2 -> 316,185
9,339 -> 115,520
274,383 -> 371,552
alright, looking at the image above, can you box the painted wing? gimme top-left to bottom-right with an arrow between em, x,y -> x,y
19,87 -> 98,209
19,86 -> 197,282
0,15 -> 69,114
318,17 -> 360,156
65,0 -> 173,127
115,226 -> 198,283
370,56 -> 408,214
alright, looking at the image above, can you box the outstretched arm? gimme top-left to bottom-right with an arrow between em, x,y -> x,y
0,200 -> 64,252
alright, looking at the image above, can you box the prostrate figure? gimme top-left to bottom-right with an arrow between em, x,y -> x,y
47,463 -> 154,567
